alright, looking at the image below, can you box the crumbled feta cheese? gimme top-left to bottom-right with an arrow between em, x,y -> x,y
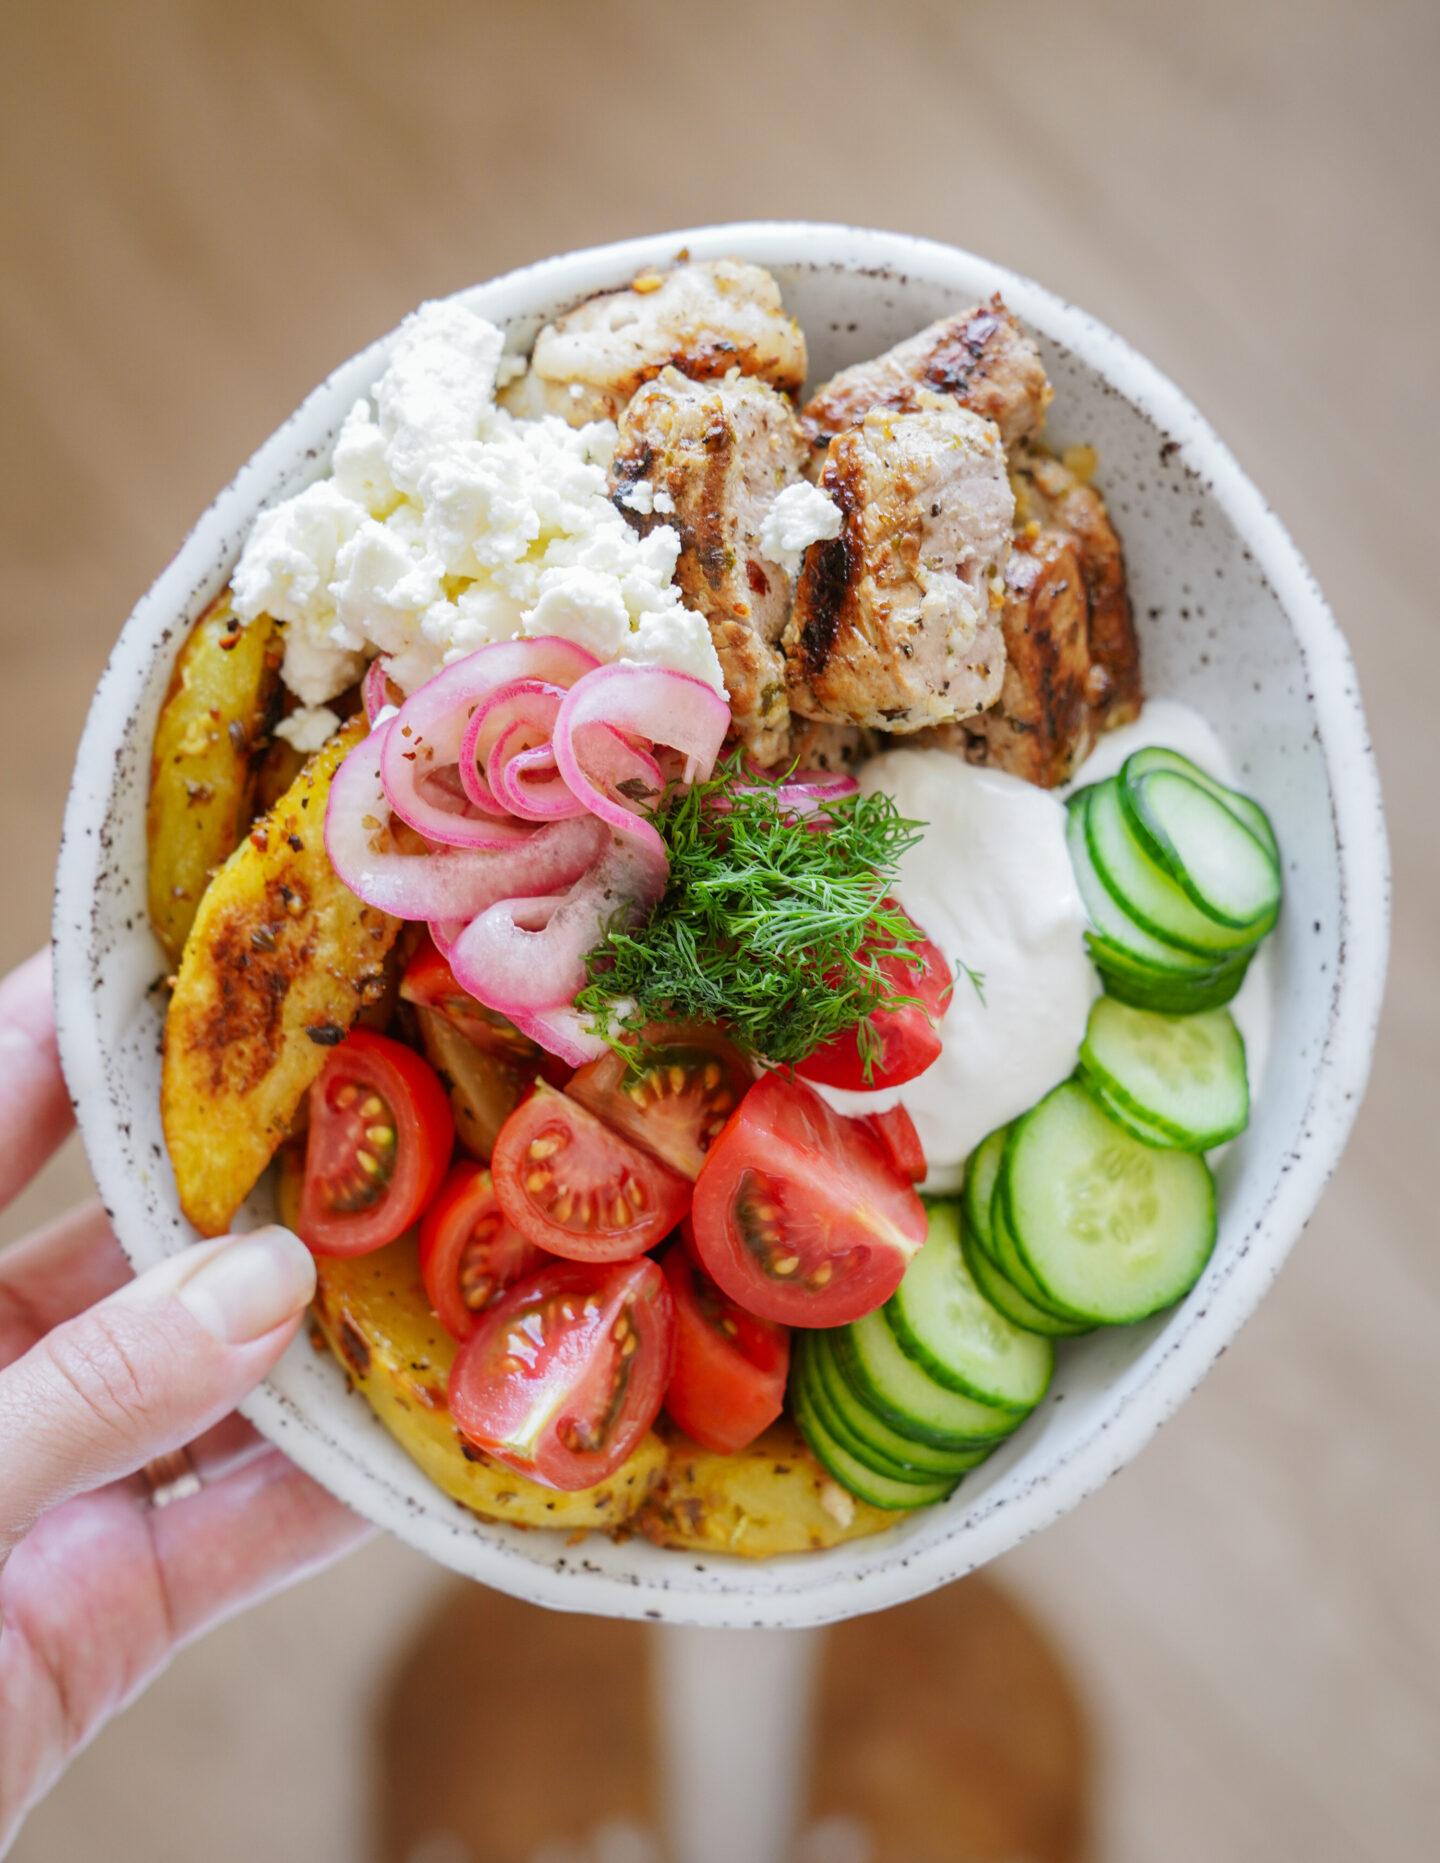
274,705 -> 341,753
618,478 -> 655,516
230,297 -> 726,709
652,487 -> 675,514
818,1481 -> 856,1528
760,479 -> 843,576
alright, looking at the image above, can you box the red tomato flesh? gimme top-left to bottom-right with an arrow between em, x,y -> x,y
299,1029 -> 454,1257
867,1103 -> 926,1184
661,1244 -> 789,1454
401,932 -> 547,1067
689,1071 -> 926,1326
491,1083 -> 691,1261
418,1160 -> 547,1341
449,1255 -> 674,1490
794,904 -> 953,1091
565,1026 -> 752,1181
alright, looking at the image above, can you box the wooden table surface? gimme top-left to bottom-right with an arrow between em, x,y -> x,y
3,3 -> 1437,1859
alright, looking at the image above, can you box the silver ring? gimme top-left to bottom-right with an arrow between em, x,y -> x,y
140,1446 -> 202,1509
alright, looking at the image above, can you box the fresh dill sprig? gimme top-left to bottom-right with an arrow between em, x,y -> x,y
575,753 -> 929,1073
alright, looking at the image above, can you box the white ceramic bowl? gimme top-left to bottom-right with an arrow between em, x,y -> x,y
53,224 -> 1388,1627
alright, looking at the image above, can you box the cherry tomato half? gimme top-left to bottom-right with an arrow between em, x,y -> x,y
449,1255 -> 674,1490
689,1071 -> 926,1327
299,1029 -> 454,1257
794,903 -> 953,1091
566,1026 -> 753,1181
418,1160 -> 547,1341
491,1083 -> 691,1261
661,1244 -> 789,1454
867,1103 -> 926,1184
400,931 -> 551,1069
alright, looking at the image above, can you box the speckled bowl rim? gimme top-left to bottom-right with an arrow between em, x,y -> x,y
53,223 -> 1389,1626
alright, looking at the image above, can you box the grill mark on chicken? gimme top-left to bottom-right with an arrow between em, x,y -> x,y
801,296 -> 1052,458
791,477 -> 857,680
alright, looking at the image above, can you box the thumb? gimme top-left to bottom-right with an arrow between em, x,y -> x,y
0,1227 -> 316,1558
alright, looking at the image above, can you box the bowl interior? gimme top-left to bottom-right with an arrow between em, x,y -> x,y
53,224 -> 1387,1626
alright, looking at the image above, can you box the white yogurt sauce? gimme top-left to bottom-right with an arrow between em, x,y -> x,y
813,699 -> 1273,1191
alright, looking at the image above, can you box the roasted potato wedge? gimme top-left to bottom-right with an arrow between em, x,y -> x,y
161,717 -> 399,1235
147,591 -> 282,965
311,1231 -> 667,1531
636,1421 -> 897,1557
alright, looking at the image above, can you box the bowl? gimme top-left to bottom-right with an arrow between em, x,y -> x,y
52,223 -> 1388,1627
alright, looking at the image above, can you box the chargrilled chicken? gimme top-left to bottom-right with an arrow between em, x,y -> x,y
800,297 -> 1052,460
777,718 -> 878,774
913,529 -> 1094,786
611,368 -> 810,760
1010,441 -> 1141,735
500,260 -> 807,429
783,396 -> 1014,733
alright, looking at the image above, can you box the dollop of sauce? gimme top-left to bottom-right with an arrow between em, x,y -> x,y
813,700 -> 1273,1191
813,747 -> 1096,1193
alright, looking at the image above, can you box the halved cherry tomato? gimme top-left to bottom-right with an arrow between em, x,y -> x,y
491,1083 -> 691,1261
401,931 -> 557,1072
794,903 -> 953,1091
661,1244 -> 789,1454
299,1029 -> 454,1257
566,1026 -> 753,1181
867,1103 -> 926,1184
449,1255 -> 674,1490
689,1071 -> 926,1326
418,1160 -> 547,1341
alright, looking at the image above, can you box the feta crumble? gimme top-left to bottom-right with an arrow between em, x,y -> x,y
274,705 -> 342,754
231,299 -> 725,707
759,479 -> 843,577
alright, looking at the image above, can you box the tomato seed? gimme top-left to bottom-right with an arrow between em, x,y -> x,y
356,1149 -> 382,1177
552,1191 -> 575,1223
808,1262 -> 833,1287
527,1133 -> 565,1161
524,1168 -> 553,1194
360,1095 -> 385,1119
610,1197 -> 630,1227
364,1123 -> 394,1147
627,1180 -> 648,1212
703,1063 -> 722,1090
335,1083 -> 360,1109
772,1255 -> 801,1276
668,1066 -> 687,1094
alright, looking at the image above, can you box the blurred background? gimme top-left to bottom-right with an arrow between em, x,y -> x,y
2,1 -> 1436,1858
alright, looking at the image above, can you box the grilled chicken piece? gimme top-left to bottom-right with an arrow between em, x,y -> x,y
611,368 -> 810,760
776,718 -> 878,774
783,397 -> 1013,734
913,529 -> 1094,786
500,260 -> 807,429
800,297 -> 1052,459
1010,441 -> 1141,734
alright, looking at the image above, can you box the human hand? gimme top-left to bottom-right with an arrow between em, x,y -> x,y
0,949 -> 372,1857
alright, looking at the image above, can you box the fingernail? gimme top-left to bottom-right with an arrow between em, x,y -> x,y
176,1227 -> 317,1344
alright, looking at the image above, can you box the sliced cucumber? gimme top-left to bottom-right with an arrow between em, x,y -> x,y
960,1218 -> 1095,1338
1000,1080 -> 1217,1323
1123,770 -> 1280,933
1087,778 -> 1258,956
1087,933 -> 1251,1015
989,1185 -> 1091,1323
1080,1075 -> 1183,1149
885,1203 -> 1053,1412
1079,997 -> 1249,1150
792,1369 -> 959,1510
1120,747 -> 1279,868
1067,792 -> 1223,974
832,1309 -> 1016,1450
961,1122 -> 1012,1263
803,1331 -> 989,1480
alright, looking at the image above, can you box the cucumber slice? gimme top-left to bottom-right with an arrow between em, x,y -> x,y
804,1331 -> 990,1479
793,1336 -> 947,1486
832,1310 -> 1017,1450
1079,997 -> 1249,1150
1088,934 -> 1251,1015
1120,747 -> 1279,868
988,1183 -> 1090,1322
1000,1080 -> 1217,1324
1067,792 -> 1223,974
960,1218 -> 1095,1338
885,1202 -> 1053,1411
961,1123 -> 1011,1262
792,1367 -> 959,1510
1123,771 -> 1280,933
1087,779 -> 1258,955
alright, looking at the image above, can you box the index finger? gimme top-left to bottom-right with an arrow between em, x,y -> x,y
0,948 -> 77,1210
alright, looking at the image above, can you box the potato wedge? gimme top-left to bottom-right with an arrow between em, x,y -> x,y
311,1231 -> 667,1531
636,1421 -> 897,1557
147,591 -> 282,965
161,717 -> 399,1235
